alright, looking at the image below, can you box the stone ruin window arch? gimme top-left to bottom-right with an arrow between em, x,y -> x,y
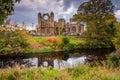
72,26 -> 76,32
43,14 -> 49,27
43,14 -> 49,20
44,15 -> 48,20
62,27 -> 66,32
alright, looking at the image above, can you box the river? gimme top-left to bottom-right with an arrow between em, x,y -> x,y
0,48 -> 114,69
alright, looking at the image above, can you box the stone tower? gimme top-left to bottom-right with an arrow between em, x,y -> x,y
37,12 -> 55,36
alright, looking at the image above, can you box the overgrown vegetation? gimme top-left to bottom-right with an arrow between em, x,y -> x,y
73,0 -> 118,48
30,36 -> 87,54
1,0 -> 120,80
0,65 -> 120,80
107,54 -> 120,68
0,24 -> 87,55
0,26 -> 32,55
112,23 -> 120,50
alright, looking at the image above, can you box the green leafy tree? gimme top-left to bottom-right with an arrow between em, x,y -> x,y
112,23 -> 120,50
0,25 -> 32,55
74,0 -> 117,48
0,0 -> 20,25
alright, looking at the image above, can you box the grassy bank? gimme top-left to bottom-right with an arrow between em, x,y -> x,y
0,65 -> 120,80
23,36 -> 88,54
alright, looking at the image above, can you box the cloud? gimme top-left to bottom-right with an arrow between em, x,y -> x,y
9,0 -> 120,27
9,0 -> 77,26
115,10 -> 120,22
115,10 -> 120,17
15,0 -> 49,10
64,5 -> 75,14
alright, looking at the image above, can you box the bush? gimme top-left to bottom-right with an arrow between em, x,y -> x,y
107,54 -> 120,68
0,26 -> 32,55
45,37 -> 57,43
67,44 -> 75,50
62,37 -> 69,44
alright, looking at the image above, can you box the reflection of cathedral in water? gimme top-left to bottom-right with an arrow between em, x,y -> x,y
37,12 -> 85,36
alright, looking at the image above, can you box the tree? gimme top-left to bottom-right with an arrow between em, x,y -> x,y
0,25 -> 28,55
73,0 -> 117,48
77,0 -> 114,22
0,24 -> 39,55
112,23 -> 120,50
0,0 -> 20,25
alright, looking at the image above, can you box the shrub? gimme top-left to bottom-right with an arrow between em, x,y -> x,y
68,44 -> 75,50
55,36 -> 64,49
0,26 -> 32,55
62,37 -> 69,44
45,37 -> 57,43
107,54 -> 120,68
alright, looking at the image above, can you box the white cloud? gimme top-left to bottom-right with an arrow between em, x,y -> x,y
15,0 -> 49,10
10,0 -> 80,26
64,5 -> 75,14
115,10 -> 120,18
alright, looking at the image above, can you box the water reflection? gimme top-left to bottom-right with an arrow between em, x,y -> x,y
54,56 -> 87,69
0,48 -> 114,69
0,58 -> 38,69
67,56 -> 87,67
0,55 -> 103,69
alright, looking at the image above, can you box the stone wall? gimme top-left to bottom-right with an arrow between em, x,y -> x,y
37,12 -> 84,36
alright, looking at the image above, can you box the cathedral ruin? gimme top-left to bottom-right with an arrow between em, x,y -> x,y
37,12 -> 85,36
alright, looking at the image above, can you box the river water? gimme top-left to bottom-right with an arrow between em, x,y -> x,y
0,48 -> 114,69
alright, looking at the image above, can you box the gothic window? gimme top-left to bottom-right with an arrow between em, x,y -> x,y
44,15 -> 48,20
68,28 -> 70,32
62,28 -> 66,32
44,22 -> 48,27
79,26 -> 81,32
72,26 -> 76,32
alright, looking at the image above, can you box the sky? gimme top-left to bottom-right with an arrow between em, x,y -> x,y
9,0 -> 120,29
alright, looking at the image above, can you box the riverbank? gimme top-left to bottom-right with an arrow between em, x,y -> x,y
23,36 -> 88,54
0,65 -> 120,80
0,35 -> 115,56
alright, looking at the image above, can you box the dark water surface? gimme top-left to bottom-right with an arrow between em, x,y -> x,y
0,48 -> 114,69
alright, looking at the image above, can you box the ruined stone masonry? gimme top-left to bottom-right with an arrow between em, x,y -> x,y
37,12 -> 85,36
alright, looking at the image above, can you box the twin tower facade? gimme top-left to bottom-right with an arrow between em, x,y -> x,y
37,12 -> 84,36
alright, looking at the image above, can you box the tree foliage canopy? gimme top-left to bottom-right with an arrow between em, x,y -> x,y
0,0 -> 20,24
74,0 -> 118,48
0,25 -> 34,55
112,23 -> 120,50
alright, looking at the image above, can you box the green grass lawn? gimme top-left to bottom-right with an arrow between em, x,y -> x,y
24,36 -> 88,54
34,36 -> 87,48
33,36 -> 86,45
